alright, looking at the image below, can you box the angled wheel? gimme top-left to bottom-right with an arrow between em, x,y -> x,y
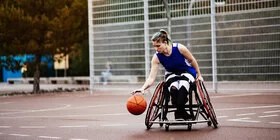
197,80 -> 218,128
145,81 -> 165,129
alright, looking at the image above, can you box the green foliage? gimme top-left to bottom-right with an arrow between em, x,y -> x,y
68,40 -> 89,76
0,0 -> 87,57
0,0 -> 88,91
23,62 -> 52,78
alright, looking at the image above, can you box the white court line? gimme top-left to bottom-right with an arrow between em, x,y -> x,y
0,104 -> 122,116
0,113 -> 129,119
228,117 -> 260,123
264,110 -> 280,113
0,109 -> 26,111
269,122 -> 280,125
20,126 -> 46,129
0,104 -> 71,115
101,124 -> 128,127
0,102 -> 12,105
217,105 -> 280,111
258,114 -> 279,118
38,136 -> 61,139
69,139 -> 89,140
0,126 -> 12,128
65,104 -> 123,110
9,133 -> 30,137
236,113 -> 256,116
59,125 -> 88,128
217,116 -> 228,118
212,93 -> 262,99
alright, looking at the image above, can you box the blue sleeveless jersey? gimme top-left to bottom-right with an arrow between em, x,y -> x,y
156,43 -> 197,78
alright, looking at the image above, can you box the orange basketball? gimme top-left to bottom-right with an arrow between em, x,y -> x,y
126,94 -> 147,115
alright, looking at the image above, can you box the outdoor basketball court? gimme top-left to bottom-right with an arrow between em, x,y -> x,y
0,85 -> 279,140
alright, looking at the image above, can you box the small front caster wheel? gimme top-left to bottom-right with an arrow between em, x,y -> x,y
207,121 -> 212,126
165,125 -> 169,131
188,123 -> 192,130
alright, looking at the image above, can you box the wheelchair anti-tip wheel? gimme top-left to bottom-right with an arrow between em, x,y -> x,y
145,81 -> 165,129
197,80 -> 218,128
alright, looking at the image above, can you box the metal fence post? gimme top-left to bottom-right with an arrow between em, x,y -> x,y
210,0 -> 217,93
88,0 -> 94,94
144,0 -> 150,80
163,0 -> 171,35
187,0 -> 196,47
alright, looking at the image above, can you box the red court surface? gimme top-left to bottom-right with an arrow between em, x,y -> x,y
0,86 -> 279,140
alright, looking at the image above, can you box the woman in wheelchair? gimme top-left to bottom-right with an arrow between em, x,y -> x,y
133,29 -> 203,121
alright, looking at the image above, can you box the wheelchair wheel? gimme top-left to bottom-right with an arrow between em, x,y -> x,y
197,80 -> 218,128
145,81 -> 165,129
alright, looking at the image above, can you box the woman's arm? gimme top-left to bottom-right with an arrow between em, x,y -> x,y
178,44 -> 203,81
134,54 -> 160,94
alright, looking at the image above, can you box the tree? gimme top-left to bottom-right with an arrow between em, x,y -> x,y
68,41 -> 89,76
0,0 -> 88,93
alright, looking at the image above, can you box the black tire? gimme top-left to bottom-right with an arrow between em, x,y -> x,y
197,80 -> 218,128
188,123 -> 192,130
146,125 -> 151,130
145,82 -> 165,129
207,121 -> 212,126
165,124 -> 169,131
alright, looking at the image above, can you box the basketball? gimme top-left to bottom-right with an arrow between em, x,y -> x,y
126,94 -> 147,115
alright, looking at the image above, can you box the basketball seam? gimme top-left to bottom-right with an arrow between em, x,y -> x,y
136,96 -> 146,108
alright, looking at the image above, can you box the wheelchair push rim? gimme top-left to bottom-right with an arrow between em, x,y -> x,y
197,80 -> 218,128
145,81 -> 164,129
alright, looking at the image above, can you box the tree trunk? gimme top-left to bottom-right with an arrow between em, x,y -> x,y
33,53 -> 41,94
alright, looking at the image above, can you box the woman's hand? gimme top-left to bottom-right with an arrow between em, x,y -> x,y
196,75 -> 204,81
131,89 -> 145,95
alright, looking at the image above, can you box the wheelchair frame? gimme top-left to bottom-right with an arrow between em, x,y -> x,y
145,80 -> 218,131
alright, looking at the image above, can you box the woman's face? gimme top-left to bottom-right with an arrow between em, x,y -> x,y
152,41 -> 166,53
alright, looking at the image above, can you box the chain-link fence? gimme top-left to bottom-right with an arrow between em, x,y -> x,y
88,0 -> 280,93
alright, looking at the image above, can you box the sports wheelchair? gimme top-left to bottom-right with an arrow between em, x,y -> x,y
145,80 -> 218,131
